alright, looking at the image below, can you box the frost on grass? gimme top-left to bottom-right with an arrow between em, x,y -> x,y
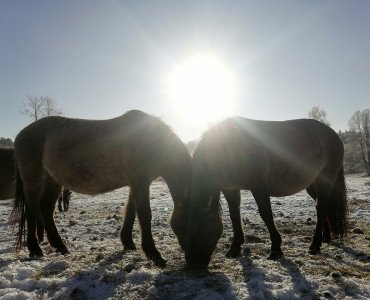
0,175 -> 369,299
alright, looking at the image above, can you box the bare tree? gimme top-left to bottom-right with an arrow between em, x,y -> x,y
19,95 -> 45,122
19,95 -> 62,122
308,106 -> 331,126
43,96 -> 62,117
348,109 -> 370,176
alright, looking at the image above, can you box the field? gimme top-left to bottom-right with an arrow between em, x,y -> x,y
0,175 -> 369,299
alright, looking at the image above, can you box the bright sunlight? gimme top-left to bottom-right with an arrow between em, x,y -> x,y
165,54 -> 238,126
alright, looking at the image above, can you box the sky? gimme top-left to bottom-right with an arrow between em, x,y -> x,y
1,1 -> 369,142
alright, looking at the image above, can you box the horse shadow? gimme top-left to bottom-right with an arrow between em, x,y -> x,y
237,255 -> 321,299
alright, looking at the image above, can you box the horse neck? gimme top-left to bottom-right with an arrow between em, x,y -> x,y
160,149 -> 191,208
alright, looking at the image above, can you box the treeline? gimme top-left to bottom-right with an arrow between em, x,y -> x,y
0,138 -> 13,148
338,130 -> 366,174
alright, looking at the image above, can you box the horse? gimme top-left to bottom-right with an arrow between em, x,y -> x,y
0,147 -> 15,200
11,110 -> 191,267
174,117 -> 348,269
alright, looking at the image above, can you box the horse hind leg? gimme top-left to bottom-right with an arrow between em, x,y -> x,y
308,180 -> 333,255
40,179 -> 68,255
23,184 -> 44,257
306,185 -> 331,244
222,189 -> 245,258
120,190 -> 137,250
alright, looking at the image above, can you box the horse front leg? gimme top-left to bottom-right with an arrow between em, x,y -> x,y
222,189 -> 244,258
120,190 -> 137,250
251,187 -> 283,260
132,179 -> 166,267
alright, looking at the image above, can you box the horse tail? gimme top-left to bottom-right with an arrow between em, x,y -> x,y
327,166 -> 348,239
10,159 -> 27,254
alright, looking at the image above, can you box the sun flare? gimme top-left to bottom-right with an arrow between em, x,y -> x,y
166,54 -> 237,126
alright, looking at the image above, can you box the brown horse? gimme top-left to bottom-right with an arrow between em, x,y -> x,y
174,117 -> 348,269
0,147 -> 15,200
12,110 -> 191,267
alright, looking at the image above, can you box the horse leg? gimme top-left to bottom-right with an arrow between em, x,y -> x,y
222,189 -> 244,258
40,180 -> 68,255
306,185 -> 331,244
251,186 -> 283,260
132,179 -> 166,267
24,184 -> 44,257
63,189 -> 71,211
309,179 -> 333,255
57,195 -> 63,212
120,190 -> 137,250
37,215 -> 45,242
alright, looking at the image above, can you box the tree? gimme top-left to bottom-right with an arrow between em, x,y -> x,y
0,137 -> 13,147
348,109 -> 370,176
308,106 -> 331,126
43,96 -> 62,117
19,95 -> 62,122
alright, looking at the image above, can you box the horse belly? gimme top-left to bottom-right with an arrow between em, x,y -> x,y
43,148 -> 129,195
267,167 -> 319,197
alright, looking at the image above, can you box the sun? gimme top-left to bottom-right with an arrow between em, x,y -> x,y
165,54 -> 237,127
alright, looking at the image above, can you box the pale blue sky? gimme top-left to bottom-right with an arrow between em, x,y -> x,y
1,1 -> 369,142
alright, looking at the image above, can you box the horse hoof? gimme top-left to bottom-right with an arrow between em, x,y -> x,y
29,251 -> 43,258
309,248 -> 320,255
267,250 -> 283,260
225,248 -> 241,258
57,248 -> 70,255
151,255 -> 167,268
322,237 -> 331,244
309,244 -> 321,255
124,243 -> 137,251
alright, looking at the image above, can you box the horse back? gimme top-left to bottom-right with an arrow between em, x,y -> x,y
193,118 -> 343,195
14,111 -> 190,195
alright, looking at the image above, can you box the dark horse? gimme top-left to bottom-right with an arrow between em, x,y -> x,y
174,117 -> 348,269
12,110 -> 191,267
0,147 -> 15,200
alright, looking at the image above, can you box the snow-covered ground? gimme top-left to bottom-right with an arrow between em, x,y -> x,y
0,175 -> 369,299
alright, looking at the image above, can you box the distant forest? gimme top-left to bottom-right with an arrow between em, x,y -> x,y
0,130 -> 367,175
0,138 -> 13,148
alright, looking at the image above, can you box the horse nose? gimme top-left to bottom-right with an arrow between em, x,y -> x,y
185,254 -> 210,270
185,261 -> 209,270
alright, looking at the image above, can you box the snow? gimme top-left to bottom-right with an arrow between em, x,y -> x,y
1,176 -> 369,299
